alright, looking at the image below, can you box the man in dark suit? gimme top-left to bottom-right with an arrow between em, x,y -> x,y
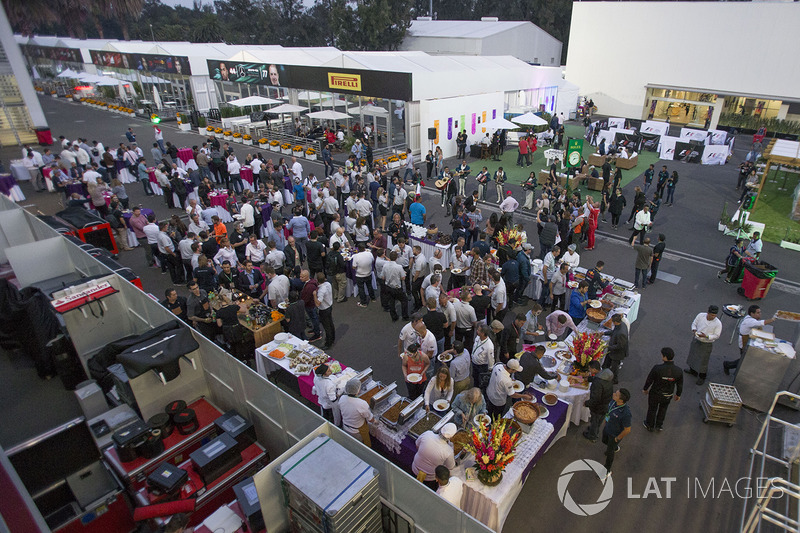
517,345 -> 558,386
284,236 -> 301,274
602,314 -> 629,383
236,260 -> 265,299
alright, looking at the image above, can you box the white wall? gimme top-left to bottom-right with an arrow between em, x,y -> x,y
418,91 -> 504,159
412,63 -> 562,102
482,26 -> 562,67
566,2 -> 800,119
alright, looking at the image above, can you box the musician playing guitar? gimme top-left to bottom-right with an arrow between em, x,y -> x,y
475,167 -> 490,201
455,160 -> 471,196
494,167 -> 507,204
436,167 -> 452,207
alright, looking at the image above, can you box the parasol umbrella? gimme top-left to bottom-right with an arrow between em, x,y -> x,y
227,95 -> 281,107
481,117 -> 519,130
152,86 -> 162,110
348,104 -> 389,115
265,103 -> 307,114
57,69 -> 78,78
306,110 -> 352,120
511,112 -> 548,127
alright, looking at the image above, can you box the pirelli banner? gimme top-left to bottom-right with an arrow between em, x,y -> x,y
207,60 -> 413,101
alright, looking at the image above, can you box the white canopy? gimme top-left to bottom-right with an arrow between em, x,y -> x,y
511,112 -> 548,126
94,76 -> 123,86
481,117 -> 519,130
266,103 -> 307,114
306,110 -> 352,120
57,69 -> 79,78
76,73 -> 103,82
348,104 -> 389,115
319,98 -> 348,107
227,95 -> 281,107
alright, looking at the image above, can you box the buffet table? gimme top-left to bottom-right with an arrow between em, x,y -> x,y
523,337 -> 589,426
147,169 -> 163,195
207,190 -> 234,223
255,334 -> 355,406
451,387 -> 567,532
9,161 -> 31,182
122,208 -> 155,248
239,167 -> 255,192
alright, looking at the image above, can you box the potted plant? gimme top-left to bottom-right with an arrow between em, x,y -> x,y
399,152 -> 407,163
725,210 -> 753,238
232,132 -> 242,142
259,138 -> 269,149
305,147 -> 316,161
223,130 -> 232,141
243,134 -> 253,146
780,231 -> 800,252
197,116 -> 207,135
280,142 -> 292,155
177,113 -> 191,131
388,155 -> 400,169
464,417 -> 521,487
292,144 -> 304,157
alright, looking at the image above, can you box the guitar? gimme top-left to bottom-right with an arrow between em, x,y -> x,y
435,175 -> 453,190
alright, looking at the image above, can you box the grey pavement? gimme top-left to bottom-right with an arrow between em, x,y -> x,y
4,96 -> 800,532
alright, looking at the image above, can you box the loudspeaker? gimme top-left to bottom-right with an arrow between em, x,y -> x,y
428,128 -> 437,140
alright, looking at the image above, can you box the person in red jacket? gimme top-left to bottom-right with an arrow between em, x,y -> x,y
516,137 -> 529,167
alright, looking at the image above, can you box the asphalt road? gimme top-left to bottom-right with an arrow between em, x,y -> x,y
5,96 -> 800,533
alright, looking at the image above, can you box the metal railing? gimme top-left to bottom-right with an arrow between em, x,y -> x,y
739,391 -> 800,533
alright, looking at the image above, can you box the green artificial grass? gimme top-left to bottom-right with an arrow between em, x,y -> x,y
460,124 -> 660,202
749,167 -> 800,244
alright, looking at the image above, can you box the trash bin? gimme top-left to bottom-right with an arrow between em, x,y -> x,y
740,261 -> 777,300
35,127 -> 53,146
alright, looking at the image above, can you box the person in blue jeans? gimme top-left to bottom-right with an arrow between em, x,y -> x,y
642,164 -> 654,194
665,171 -> 678,206
632,237 -> 653,289
286,207 -> 311,261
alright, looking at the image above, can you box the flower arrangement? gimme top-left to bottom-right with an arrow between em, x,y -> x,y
568,331 -> 607,373
465,417 -> 521,486
305,147 -> 316,155
388,156 -> 399,162
214,128 -> 223,134
243,134 -> 252,140
270,140 -> 280,147
258,138 -> 268,144
293,145 -> 303,152
207,126 -> 214,132
270,310 -> 283,322
280,143 -> 291,149
233,132 -> 242,138
359,158 -> 367,166
223,130 -> 232,136
496,228 -> 523,249
399,152 -> 407,159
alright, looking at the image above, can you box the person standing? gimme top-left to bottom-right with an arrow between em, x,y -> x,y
339,378 -> 375,446
486,359 -> 531,417
312,364 -> 340,425
157,221 -> 183,284
647,234 -> 666,285
583,362 -> 614,442
403,148 -> 415,183
153,125 -> 165,154
665,171 -> 678,206
723,305 -> 778,375
656,165 -> 669,199
631,237 -> 653,289
402,343 -> 430,399
630,204 -> 652,246
494,167 -> 506,204
642,164 -> 654,194
600,389 -> 632,479
608,189 -> 626,229
412,423 -> 457,490
352,243 -> 376,308
642,348 -> 683,431
435,465 -> 464,507
746,231 -> 762,259
602,314 -> 628,383
517,137 -> 528,167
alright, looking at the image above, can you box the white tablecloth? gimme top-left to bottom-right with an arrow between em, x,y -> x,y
10,162 -> 30,182
453,418 -> 554,531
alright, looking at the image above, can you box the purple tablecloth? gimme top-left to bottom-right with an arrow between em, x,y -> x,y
66,182 -> 87,196
0,174 -> 17,196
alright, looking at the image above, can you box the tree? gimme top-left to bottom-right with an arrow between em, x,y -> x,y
329,0 -> 413,51
191,13 -> 223,43
2,0 -> 59,36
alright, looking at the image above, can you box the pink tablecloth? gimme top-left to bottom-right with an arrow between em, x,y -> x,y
208,192 -> 228,208
239,167 -> 253,186
177,147 -> 193,165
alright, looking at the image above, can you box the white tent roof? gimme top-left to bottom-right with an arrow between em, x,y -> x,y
307,110 -> 351,120
266,103 -> 307,114
227,95 -> 282,106
406,20 -> 530,39
511,112 -> 548,126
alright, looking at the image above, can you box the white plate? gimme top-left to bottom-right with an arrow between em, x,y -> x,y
542,395 -> 558,406
407,373 -> 423,383
589,300 -> 602,308
511,380 -> 524,393
537,406 -> 550,418
548,333 -> 558,341
451,268 -> 462,274
274,332 -> 289,341
433,400 -> 450,411
567,281 -> 579,289
474,414 -> 491,427
438,353 -> 453,363
278,302 -> 288,310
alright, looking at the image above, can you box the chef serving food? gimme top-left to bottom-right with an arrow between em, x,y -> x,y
412,422 -> 458,490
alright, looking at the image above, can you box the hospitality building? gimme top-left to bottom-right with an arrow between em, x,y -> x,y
566,1 -> 800,129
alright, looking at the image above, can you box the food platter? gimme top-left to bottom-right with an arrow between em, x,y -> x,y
543,393 -> 558,406
409,412 -> 442,438
438,353 -> 453,363
588,300 -> 602,308
407,373 -> 423,383
452,430 -> 471,455
776,310 -> 800,322
548,333 -> 558,341
536,405 -> 550,418
556,350 -> 572,360
451,268 -> 462,274
541,356 -> 557,368
511,380 -> 525,393
567,281 -> 579,289
547,341 -> 559,349
277,302 -> 288,310
274,332 -> 289,341
512,401 -> 539,425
